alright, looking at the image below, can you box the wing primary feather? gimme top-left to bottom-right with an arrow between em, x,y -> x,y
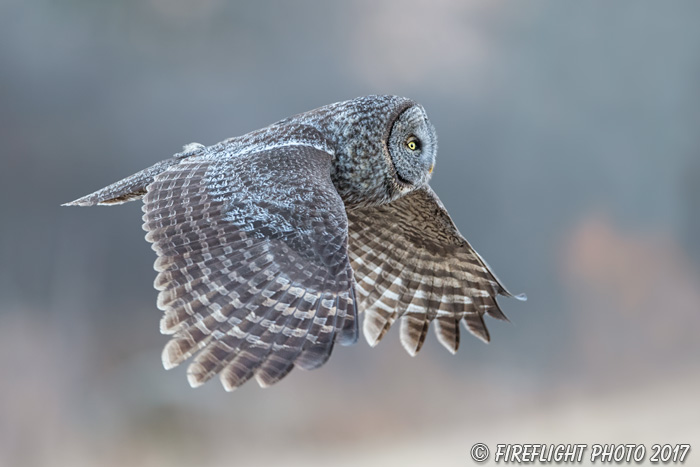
218,284 -> 296,391
432,267 -> 460,354
254,288 -> 321,387
295,292 -> 339,371
484,300 -> 511,322
462,312 -> 491,344
158,250 -> 277,335
335,287 -> 358,345
184,268 -> 290,387
434,315 -> 460,354
153,239 -> 270,290
356,237 -> 412,346
162,263 -> 282,372
398,264 -> 434,356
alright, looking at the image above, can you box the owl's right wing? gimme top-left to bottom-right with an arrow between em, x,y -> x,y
143,134 -> 357,391
347,186 -> 525,355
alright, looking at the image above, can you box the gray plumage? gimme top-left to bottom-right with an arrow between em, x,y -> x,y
64,95 -> 525,391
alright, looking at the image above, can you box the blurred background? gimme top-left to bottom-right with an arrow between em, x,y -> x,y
1,1 -> 699,466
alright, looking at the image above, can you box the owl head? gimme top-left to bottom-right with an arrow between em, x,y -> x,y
387,103 -> 437,191
298,95 -> 438,207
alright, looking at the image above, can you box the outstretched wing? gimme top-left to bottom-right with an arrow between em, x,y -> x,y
143,138 -> 357,391
347,186 -> 525,355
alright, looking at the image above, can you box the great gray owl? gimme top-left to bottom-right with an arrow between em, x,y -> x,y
64,95 -> 525,391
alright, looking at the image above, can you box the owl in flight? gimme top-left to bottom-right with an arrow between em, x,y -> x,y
65,95 -> 525,391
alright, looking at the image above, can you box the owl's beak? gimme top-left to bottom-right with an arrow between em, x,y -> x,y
429,164 -> 434,174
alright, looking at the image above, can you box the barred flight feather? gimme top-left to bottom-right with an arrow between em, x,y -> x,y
347,186 -> 525,356
140,141 -> 357,390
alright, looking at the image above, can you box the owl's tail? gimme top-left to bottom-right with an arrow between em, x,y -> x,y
62,158 -> 177,206
63,143 -> 206,207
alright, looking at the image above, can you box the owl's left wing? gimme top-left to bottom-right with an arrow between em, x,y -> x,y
347,186 -> 525,355
143,138 -> 357,390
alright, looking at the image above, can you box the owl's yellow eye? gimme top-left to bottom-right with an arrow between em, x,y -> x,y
406,136 -> 421,151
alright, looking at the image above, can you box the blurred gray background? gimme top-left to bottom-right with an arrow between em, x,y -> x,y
1,1 -> 699,466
